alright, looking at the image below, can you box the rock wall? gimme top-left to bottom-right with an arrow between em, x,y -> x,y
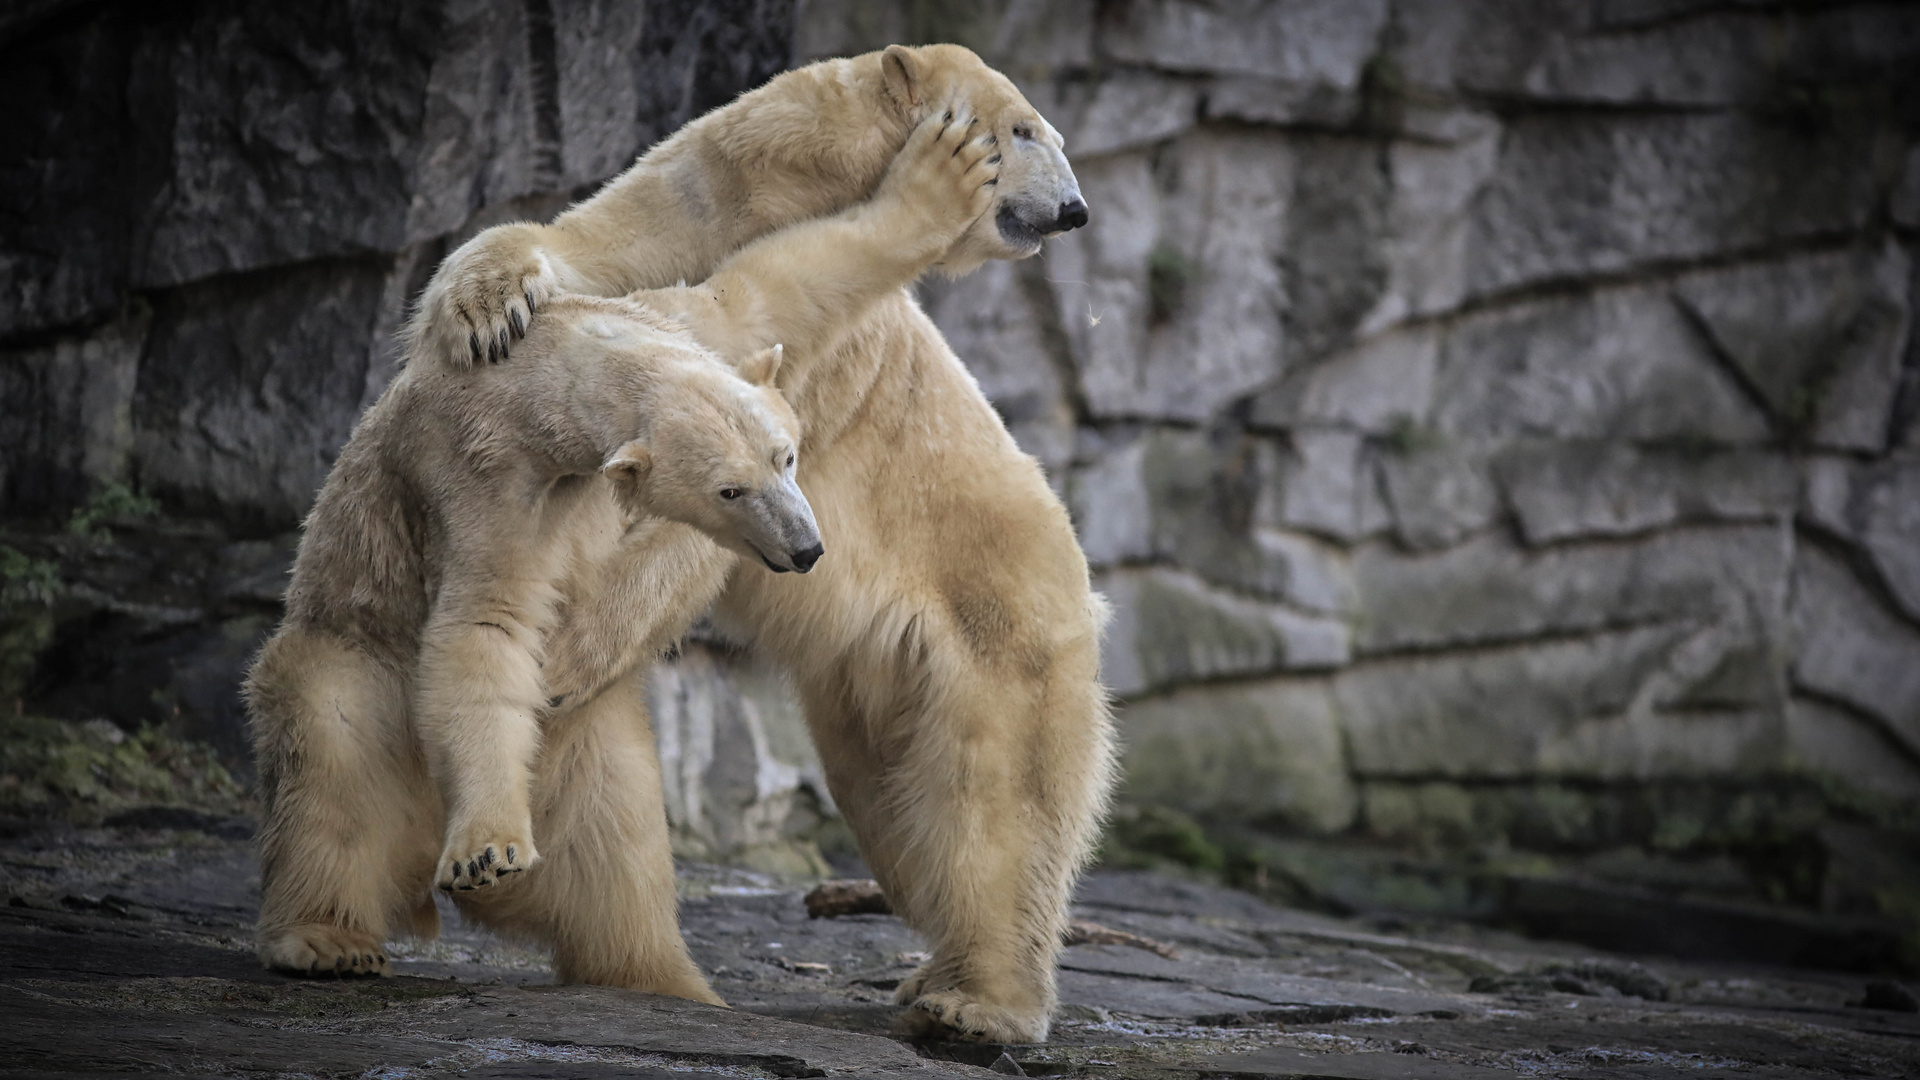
5,0 -> 1920,897
0,0 -> 814,851
798,0 -> 1920,884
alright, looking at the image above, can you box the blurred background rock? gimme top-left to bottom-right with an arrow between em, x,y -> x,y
4,0 -> 1918,968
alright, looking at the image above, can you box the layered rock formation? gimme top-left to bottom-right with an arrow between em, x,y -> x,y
801,0 -> 1920,926
4,0 -> 1918,929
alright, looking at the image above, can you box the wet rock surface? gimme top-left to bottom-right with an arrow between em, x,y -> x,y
5,817 -> 1918,1078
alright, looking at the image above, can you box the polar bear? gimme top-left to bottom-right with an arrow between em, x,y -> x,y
248,109 -> 1000,1002
416,45 -> 1111,1043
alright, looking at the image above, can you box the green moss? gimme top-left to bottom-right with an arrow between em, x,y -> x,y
1381,415 -> 1442,457
67,480 -> 160,539
1099,803 -> 1226,875
0,545 -> 60,704
0,712 -> 249,825
1147,248 -> 1191,327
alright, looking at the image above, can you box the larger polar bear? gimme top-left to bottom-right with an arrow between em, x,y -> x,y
250,111 -> 1002,1006
422,45 -> 1111,1043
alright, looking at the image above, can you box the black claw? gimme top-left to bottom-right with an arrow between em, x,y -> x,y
469,334 -> 483,363
480,848 -> 495,868
986,179 -> 998,186
987,155 -> 1001,164
943,109 -> 953,122
486,340 -> 498,363
450,860 -> 462,878
505,845 -> 518,864
497,327 -> 510,355
986,134 -> 997,145
467,858 -> 480,877
525,289 -> 538,314
509,309 -> 525,337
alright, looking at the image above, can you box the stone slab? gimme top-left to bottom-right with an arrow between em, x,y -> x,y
1098,0 -> 1387,86
1115,677 -> 1357,833
5,825 -> 1918,1077
1499,443 -> 1796,545
1674,243 -> 1911,452
1465,114 -> 1879,300
1098,566 -> 1349,696
1790,546 -> 1920,748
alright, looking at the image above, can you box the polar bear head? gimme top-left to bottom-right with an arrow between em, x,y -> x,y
603,344 -> 824,574
879,44 -> 1087,273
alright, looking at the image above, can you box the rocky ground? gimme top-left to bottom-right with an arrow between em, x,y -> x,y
4,813 -> 1917,1079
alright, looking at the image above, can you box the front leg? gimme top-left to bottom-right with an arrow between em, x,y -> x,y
416,587 -> 556,891
541,518 -> 738,712
640,107 -> 999,368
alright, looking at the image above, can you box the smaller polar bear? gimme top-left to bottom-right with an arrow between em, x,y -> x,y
248,110 -> 999,999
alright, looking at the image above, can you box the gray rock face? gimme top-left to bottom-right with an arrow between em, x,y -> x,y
1674,244 -> 1911,451
1117,677 -> 1357,832
0,0 -> 798,819
1498,443 -> 1797,546
1465,114 -> 1881,300
1791,546 -> 1920,755
1098,566 -> 1349,697
8,0 -> 1920,883
646,643 -> 833,873
1099,0 -> 1388,87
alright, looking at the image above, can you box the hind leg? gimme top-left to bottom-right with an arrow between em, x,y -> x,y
250,632 -> 441,976
454,668 -> 722,1004
793,641 -> 1112,1044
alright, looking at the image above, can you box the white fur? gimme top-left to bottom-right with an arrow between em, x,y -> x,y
423,46 -> 1115,1043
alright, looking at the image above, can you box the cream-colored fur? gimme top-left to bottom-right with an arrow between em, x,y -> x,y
422,45 -> 1114,1043
249,111 -> 1000,1002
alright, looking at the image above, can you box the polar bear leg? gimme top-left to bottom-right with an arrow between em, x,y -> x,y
252,632 -> 439,977
453,668 -> 723,1005
799,654 -> 1106,1044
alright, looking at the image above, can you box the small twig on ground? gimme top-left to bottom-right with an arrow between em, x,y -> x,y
804,878 -> 893,918
802,879 -> 1178,959
1063,919 -> 1179,959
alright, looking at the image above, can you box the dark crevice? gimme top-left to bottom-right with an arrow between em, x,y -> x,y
1792,522 -> 1920,637
1787,684 -> 1920,773
522,0 -> 565,186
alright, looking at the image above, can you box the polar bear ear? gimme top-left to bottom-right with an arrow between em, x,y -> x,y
602,440 -> 654,513
739,343 -> 785,387
882,44 -> 923,111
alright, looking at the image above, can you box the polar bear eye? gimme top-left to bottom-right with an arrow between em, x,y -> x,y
1012,124 -> 1034,140
786,453 -> 795,468
720,487 -> 744,500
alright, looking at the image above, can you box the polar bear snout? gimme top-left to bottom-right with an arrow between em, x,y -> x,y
736,473 -> 824,575
790,542 -> 825,574
1056,198 -> 1089,232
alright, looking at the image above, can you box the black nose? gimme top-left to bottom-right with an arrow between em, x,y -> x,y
1056,199 -> 1089,231
790,543 -> 824,573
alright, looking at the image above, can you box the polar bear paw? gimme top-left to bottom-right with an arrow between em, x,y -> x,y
877,104 -> 1001,243
895,988 -> 1050,1044
419,223 -> 559,369
435,827 -> 538,891
260,923 -> 391,977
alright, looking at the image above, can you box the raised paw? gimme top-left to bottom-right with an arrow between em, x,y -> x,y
435,828 -> 537,892
260,923 -> 392,978
415,222 -> 559,370
896,988 -> 1050,1044
876,103 -> 1001,242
